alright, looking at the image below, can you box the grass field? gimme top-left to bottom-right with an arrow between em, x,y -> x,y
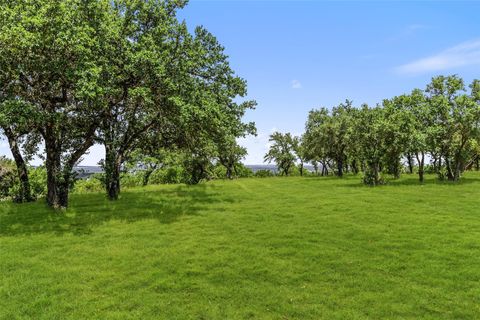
1,173 -> 480,319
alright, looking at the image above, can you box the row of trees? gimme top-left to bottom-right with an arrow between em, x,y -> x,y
265,75 -> 480,185
0,0 -> 255,208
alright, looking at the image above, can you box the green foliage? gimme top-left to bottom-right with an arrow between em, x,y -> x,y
264,132 -> 297,176
302,75 -> 480,184
0,156 -> 16,199
303,101 -> 357,177
0,161 -> 46,201
355,105 -> 386,185
233,163 -> 254,178
72,178 -> 104,194
254,169 -> 275,178
149,166 -> 185,185
24,166 -> 46,200
0,0 -> 256,206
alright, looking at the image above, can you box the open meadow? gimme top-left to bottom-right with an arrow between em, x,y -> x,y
1,173 -> 480,319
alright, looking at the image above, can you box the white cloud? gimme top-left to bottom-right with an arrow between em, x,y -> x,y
395,39 -> 480,75
291,79 -> 302,89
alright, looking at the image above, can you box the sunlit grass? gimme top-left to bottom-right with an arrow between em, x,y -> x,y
1,173 -> 480,319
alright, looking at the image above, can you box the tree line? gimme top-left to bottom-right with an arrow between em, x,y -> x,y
265,75 -> 480,185
0,0 -> 255,208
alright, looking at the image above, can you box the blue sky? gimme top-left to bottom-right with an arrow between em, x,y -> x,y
2,0 -> 480,165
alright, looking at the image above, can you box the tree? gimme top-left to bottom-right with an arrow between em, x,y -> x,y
327,101 -> 356,177
99,1 -> 255,199
0,0 -> 111,208
302,101 -> 356,177
426,75 -> 480,181
303,108 -> 331,176
217,138 -> 248,179
292,136 -> 306,176
403,89 -> 430,183
382,96 -> 415,179
355,104 -> 386,185
0,99 -> 38,202
264,132 -> 296,176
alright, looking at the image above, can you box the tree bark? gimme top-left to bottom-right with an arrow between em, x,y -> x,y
4,128 -> 33,202
351,159 -> 358,175
336,158 -> 343,177
58,167 -> 74,208
321,161 -> 329,176
313,162 -> 318,175
406,153 -> 414,174
45,132 -> 61,207
445,157 -> 455,181
226,165 -> 233,179
415,152 -> 425,183
143,169 -> 154,186
105,143 -> 122,200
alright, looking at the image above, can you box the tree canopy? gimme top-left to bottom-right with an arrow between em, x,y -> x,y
0,0 -> 255,207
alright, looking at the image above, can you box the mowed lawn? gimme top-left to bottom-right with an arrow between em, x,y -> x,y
1,174 -> 480,319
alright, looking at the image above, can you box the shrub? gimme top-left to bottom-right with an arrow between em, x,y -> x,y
121,172 -> 143,188
73,178 -> 103,194
254,169 -> 274,178
0,157 -> 17,199
362,168 -> 385,186
149,166 -> 184,185
234,164 -> 254,178
28,166 -> 47,199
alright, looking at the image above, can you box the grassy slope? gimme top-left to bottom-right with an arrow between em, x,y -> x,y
1,173 -> 480,319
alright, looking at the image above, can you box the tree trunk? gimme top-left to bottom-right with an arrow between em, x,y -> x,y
143,168 -> 154,186
105,145 -> 122,200
351,159 -> 358,175
4,128 -> 33,202
452,152 -> 464,182
320,161 -> 328,176
45,134 -> 61,207
58,168 -> 73,208
337,158 -> 343,177
226,165 -> 233,179
416,152 -> 425,183
406,153 -> 414,174
476,156 -> 480,171
445,157 -> 454,181
299,161 -> 304,176
313,162 -> 318,175
324,163 -> 329,176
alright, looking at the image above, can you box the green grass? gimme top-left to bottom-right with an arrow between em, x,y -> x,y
1,173 -> 480,319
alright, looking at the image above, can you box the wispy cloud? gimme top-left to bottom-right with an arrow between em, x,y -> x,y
291,79 -> 302,89
395,39 -> 480,75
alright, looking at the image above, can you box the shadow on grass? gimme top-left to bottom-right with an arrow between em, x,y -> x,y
0,184 -> 234,236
